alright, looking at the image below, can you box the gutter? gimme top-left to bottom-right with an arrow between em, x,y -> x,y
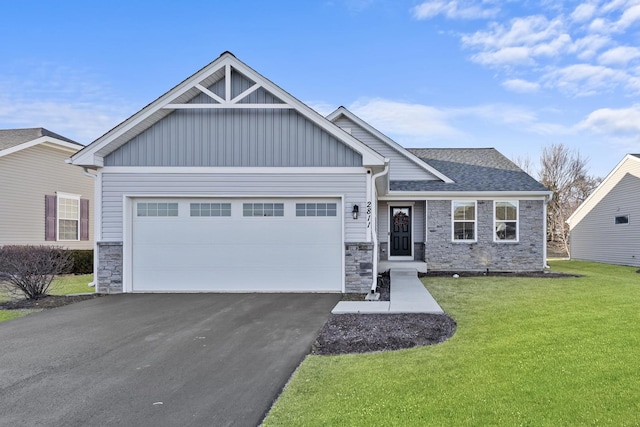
370,162 -> 390,293
543,191 -> 553,269
82,167 -> 99,288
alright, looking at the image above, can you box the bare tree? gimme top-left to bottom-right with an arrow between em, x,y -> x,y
0,246 -> 73,300
538,144 -> 600,256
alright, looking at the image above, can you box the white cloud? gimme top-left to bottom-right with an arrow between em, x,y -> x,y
348,98 -> 463,141
598,45 -> 640,65
577,104 -> 640,134
412,0 -> 498,20
543,64 -> 632,95
572,34 -> 612,60
571,3 -> 598,23
502,78 -> 540,93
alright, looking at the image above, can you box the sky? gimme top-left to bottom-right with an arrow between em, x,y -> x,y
2,0 -> 640,177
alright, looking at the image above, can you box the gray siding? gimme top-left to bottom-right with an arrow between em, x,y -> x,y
0,145 -> 94,249
571,172 -> 640,267
424,199 -> 545,271
100,172 -> 368,242
333,116 -> 439,181
104,109 -> 363,167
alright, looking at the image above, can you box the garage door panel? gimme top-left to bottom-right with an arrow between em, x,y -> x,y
132,198 -> 342,292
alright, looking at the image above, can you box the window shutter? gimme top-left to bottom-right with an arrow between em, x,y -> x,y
80,198 -> 90,241
45,195 -> 57,241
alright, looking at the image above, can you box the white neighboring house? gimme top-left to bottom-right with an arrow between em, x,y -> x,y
567,154 -> 640,267
70,52 -> 551,294
0,128 -> 93,249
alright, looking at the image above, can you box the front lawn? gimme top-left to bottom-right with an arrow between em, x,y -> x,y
0,274 -> 94,322
264,261 -> 640,426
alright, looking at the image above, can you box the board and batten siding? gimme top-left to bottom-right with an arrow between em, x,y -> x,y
100,172 -> 368,242
377,201 -> 426,243
332,116 -> 439,181
0,145 -> 94,249
104,108 -> 363,168
571,172 -> 640,267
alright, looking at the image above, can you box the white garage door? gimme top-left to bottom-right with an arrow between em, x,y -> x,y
131,198 -> 342,292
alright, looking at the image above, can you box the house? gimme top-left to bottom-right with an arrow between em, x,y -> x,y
567,154 -> 640,267
0,128 -> 93,249
69,52 -> 551,294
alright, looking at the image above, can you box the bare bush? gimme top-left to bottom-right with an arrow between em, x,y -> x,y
0,246 -> 73,300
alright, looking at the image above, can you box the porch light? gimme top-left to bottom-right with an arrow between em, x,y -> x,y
352,204 -> 359,219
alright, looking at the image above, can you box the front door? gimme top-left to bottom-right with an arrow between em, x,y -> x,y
390,206 -> 412,258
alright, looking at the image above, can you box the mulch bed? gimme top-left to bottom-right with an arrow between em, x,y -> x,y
313,313 -> 457,355
0,294 -> 101,310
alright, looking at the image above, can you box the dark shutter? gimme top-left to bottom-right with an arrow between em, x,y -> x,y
45,195 -> 57,241
80,198 -> 90,241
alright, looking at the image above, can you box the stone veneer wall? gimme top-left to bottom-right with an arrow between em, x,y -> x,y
426,199 -> 545,271
345,242 -> 374,293
97,242 -> 123,293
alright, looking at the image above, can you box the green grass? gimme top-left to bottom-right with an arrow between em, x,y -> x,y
0,275 -> 94,323
264,261 -> 640,426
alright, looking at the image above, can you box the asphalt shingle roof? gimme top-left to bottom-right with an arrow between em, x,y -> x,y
0,128 -> 80,151
390,148 -> 549,192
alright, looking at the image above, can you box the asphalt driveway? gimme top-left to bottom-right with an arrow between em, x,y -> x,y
0,293 -> 340,427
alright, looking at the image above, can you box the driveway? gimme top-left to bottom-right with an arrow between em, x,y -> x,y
0,293 -> 340,427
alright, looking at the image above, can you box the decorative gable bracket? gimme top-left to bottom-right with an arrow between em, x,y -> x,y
163,64 -> 294,110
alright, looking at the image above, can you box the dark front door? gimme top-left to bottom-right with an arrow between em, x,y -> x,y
390,206 -> 412,257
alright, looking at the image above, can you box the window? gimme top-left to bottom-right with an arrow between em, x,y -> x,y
58,195 -> 80,241
452,201 -> 476,241
296,203 -> 337,217
137,202 -> 179,217
495,201 -> 518,241
243,203 -> 284,217
190,203 -> 231,217
615,215 -> 629,225
45,194 -> 89,242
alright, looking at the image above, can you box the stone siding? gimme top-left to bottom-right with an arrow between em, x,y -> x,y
97,241 -> 123,293
426,199 -> 545,271
345,242 -> 374,293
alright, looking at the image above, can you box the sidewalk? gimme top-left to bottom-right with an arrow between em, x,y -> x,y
332,268 -> 444,314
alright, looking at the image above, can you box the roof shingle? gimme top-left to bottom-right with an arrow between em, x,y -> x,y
0,128 -> 80,151
390,148 -> 549,192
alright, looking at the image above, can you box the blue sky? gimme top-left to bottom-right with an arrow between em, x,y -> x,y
2,1 -> 640,177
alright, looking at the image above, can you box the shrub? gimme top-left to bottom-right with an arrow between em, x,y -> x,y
67,250 -> 93,274
0,245 -> 73,300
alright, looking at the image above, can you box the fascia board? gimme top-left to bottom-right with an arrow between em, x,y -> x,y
567,154 -> 640,226
0,137 -> 81,159
381,190 -> 553,199
327,107 -> 454,182
72,53 -> 385,167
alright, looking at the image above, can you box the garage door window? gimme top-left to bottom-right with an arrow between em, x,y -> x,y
137,202 -> 179,217
243,203 -> 284,217
190,203 -> 231,217
296,203 -> 337,217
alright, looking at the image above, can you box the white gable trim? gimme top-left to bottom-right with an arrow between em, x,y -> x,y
71,52 -> 385,168
0,137 -> 81,159
326,107 -> 454,183
567,154 -> 640,228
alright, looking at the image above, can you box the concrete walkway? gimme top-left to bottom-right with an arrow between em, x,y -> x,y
332,268 -> 444,314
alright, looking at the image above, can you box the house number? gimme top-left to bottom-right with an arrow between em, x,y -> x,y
366,201 -> 372,229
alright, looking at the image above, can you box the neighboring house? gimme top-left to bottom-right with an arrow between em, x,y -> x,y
567,154 -> 640,267
70,52 -> 551,294
0,128 -> 93,250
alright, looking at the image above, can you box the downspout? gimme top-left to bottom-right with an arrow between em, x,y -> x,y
543,192 -> 552,269
82,167 -> 98,288
370,162 -> 390,293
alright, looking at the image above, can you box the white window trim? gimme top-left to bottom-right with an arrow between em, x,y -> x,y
56,192 -> 81,241
494,200 -> 519,243
451,200 -> 477,243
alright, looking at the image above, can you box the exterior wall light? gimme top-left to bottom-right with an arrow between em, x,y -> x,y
352,204 -> 359,219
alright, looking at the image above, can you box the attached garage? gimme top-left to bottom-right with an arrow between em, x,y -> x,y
130,198 -> 343,292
